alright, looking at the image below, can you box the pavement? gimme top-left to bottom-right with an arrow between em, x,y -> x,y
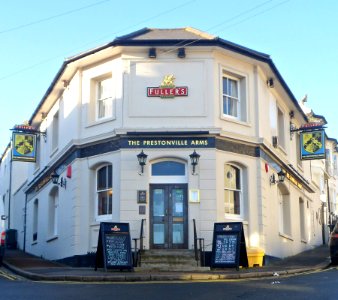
1,245 -> 332,282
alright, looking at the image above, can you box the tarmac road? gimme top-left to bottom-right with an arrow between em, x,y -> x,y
0,266 -> 337,300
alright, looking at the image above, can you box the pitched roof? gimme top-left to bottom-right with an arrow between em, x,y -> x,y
116,27 -> 216,41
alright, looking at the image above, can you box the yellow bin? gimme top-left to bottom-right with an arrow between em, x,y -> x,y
246,247 -> 265,267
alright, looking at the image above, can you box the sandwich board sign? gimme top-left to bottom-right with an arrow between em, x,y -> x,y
95,222 -> 133,271
211,222 -> 248,269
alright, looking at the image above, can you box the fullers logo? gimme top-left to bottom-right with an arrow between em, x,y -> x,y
147,75 -> 188,98
223,225 -> 232,231
111,225 -> 121,232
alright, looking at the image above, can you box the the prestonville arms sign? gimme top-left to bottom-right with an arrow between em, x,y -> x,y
147,75 -> 188,98
120,136 -> 215,148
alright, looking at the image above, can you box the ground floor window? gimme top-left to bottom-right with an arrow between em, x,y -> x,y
278,187 -> 291,236
33,199 -> 38,242
224,164 -> 241,215
299,197 -> 306,241
48,188 -> 59,237
96,164 -> 112,218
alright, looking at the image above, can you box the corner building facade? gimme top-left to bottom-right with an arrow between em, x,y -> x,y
13,28 -> 323,261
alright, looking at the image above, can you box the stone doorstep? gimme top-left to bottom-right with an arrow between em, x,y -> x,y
138,249 -> 202,271
135,266 -> 211,272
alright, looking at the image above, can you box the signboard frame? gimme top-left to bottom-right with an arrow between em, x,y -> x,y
300,129 -> 326,161
211,222 -> 248,269
95,222 -> 134,271
12,132 -> 37,162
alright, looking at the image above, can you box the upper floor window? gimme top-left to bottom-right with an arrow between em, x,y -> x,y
222,70 -> 247,122
35,137 -> 41,170
52,111 -> 59,151
223,75 -> 239,118
224,164 -> 242,215
334,155 -> 338,176
296,133 -> 302,168
96,77 -> 113,120
277,107 -> 285,149
48,188 -> 59,238
96,164 -> 112,218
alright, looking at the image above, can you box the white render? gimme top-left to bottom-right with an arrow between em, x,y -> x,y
0,28 -> 335,262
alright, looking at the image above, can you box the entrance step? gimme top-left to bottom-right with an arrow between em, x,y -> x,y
135,249 -> 210,272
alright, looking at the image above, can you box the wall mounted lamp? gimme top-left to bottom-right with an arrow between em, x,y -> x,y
270,169 -> 286,185
177,47 -> 186,58
137,150 -> 148,174
189,150 -> 200,175
148,48 -> 156,58
51,172 -> 67,189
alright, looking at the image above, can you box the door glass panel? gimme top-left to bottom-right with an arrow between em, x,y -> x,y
172,224 -> 184,244
153,224 -> 165,244
153,189 -> 165,217
172,189 -> 184,217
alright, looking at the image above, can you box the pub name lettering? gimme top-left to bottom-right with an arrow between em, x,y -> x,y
127,139 -> 208,147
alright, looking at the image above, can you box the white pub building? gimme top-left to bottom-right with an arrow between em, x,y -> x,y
1,27 -> 333,264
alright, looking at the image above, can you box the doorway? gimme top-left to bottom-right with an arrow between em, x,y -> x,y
150,184 -> 188,249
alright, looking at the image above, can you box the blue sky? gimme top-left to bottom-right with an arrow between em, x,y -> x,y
1,0 -> 337,153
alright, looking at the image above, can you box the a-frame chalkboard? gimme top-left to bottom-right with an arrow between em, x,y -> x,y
95,222 -> 133,271
211,222 -> 248,269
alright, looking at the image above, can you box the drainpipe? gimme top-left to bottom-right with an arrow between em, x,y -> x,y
23,192 -> 28,252
327,179 -> 331,230
321,203 -> 325,245
7,156 -> 13,229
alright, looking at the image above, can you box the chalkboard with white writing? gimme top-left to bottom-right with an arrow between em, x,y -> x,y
211,222 -> 248,269
95,222 -> 133,271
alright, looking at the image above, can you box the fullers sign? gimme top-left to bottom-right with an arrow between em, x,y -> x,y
147,74 -> 188,98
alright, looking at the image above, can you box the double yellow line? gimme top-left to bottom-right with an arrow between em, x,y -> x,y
0,270 -> 17,281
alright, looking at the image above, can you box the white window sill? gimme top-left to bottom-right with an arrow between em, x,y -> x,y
95,215 -> 113,223
86,116 -> 115,128
50,147 -> 58,158
279,232 -> 293,241
33,166 -> 41,175
46,235 -> 58,243
221,115 -> 250,127
277,144 -> 287,155
31,241 -> 38,246
301,239 -> 307,244
224,214 -> 244,222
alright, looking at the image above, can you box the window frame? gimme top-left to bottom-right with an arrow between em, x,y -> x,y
34,136 -> 41,171
224,164 -> 243,218
95,77 -> 113,121
299,197 -> 306,241
51,111 -> 59,152
220,68 -> 248,123
150,159 -> 187,184
278,187 -> 291,237
32,199 -> 38,243
277,106 -> 286,150
222,74 -> 240,119
48,189 -> 59,238
296,133 -> 303,168
95,164 -> 113,221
